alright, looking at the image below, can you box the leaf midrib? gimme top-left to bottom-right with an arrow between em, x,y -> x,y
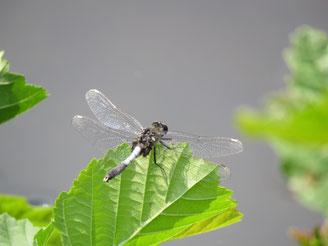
139,149 -> 152,226
90,163 -> 95,245
63,198 -> 73,246
4,215 -> 13,246
0,89 -> 44,110
113,162 -> 123,245
121,145 -> 216,246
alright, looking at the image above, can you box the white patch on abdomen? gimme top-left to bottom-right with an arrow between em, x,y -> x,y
122,146 -> 141,165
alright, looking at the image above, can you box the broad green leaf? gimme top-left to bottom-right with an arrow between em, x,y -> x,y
0,195 -> 62,246
0,194 -> 53,227
236,26 -> 328,146
54,143 -> 242,245
33,222 -> 58,246
0,213 -> 39,246
128,208 -> 242,245
0,51 -> 47,125
236,26 -> 328,212
236,95 -> 328,146
236,26 -> 328,223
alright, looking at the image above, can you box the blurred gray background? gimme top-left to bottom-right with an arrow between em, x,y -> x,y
1,1 -> 328,245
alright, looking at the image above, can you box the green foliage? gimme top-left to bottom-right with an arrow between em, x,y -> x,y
0,195 -> 62,246
0,144 -> 242,245
236,25 -> 328,244
0,195 -> 53,227
53,143 -> 242,245
33,222 -> 56,246
237,26 -> 328,146
275,142 -> 328,216
0,213 -> 39,246
290,221 -> 328,246
236,26 -> 328,217
237,95 -> 328,146
285,27 -> 328,99
0,51 -> 47,125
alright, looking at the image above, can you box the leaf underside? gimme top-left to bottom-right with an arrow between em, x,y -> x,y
33,222 -> 56,246
54,143 -> 242,246
0,51 -> 47,125
0,195 -> 62,246
0,213 -> 39,246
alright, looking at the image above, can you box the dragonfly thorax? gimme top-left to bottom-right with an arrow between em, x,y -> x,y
132,122 -> 168,157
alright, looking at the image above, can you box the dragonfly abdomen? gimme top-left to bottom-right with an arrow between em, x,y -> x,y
103,146 -> 141,182
123,145 -> 141,165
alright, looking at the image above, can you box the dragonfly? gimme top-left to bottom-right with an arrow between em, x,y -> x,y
72,89 -> 243,182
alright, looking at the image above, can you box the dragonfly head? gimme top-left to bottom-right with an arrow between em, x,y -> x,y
151,121 -> 168,135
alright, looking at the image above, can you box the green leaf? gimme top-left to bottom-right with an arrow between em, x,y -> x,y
34,223 -> 54,246
0,195 -> 61,246
276,142 -> 328,217
0,51 -> 47,125
0,51 -> 9,73
54,143 -> 242,245
290,221 -> 328,246
285,26 -> 328,98
0,213 -> 39,246
236,26 -> 328,221
0,194 -> 53,227
33,222 -> 58,246
236,26 -> 328,146
236,95 -> 328,146
0,195 -> 62,246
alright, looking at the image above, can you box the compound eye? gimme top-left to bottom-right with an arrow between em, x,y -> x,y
152,121 -> 159,127
163,124 -> 168,133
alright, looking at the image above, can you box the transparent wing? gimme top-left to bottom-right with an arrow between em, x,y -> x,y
166,147 -> 232,181
151,143 -> 233,183
72,115 -> 136,154
163,131 -> 243,159
85,89 -> 143,136
171,162 -> 231,181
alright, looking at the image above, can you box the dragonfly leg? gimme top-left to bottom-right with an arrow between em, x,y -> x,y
160,140 -> 180,150
153,146 -> 167,179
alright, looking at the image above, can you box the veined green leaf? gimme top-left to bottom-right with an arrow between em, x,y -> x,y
54,143 -> 242,246
0,195 -> 62,246
0,213 -> 39,246
33,222 -> 55,246
0,51 -> 47,125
